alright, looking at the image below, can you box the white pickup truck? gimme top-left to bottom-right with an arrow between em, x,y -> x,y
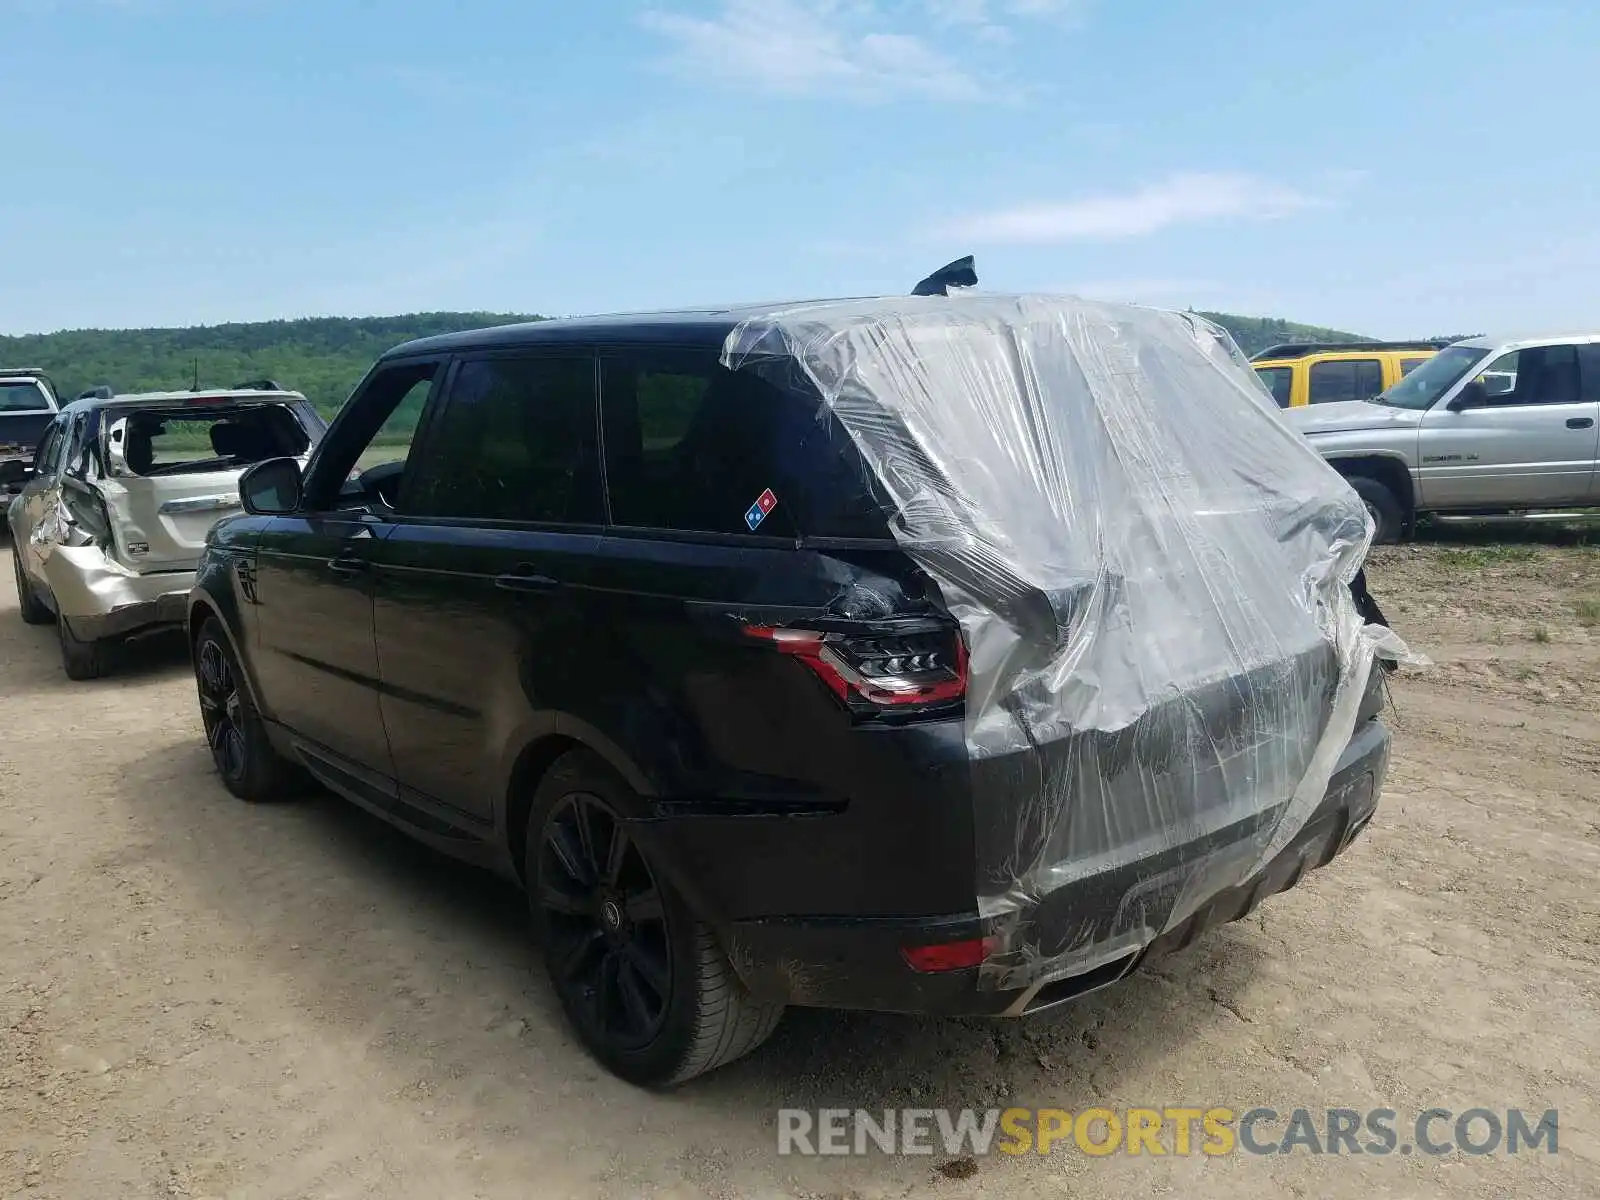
1284,333 -> 1600,541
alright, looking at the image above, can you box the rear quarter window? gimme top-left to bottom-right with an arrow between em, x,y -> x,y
600,350 -> 891,540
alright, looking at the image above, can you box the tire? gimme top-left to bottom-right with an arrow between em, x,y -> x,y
58,614 -> 112,680
194,618 -> 295,802
12,548 -> 51,626
525,750 -> 783,1087
1348,475 -> 1405,545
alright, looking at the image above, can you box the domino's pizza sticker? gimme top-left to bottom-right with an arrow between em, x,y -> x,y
744,487 -> 779,531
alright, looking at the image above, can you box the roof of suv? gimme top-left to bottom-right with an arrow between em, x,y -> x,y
59,387 -> 309,416
386,299 -> 889,359
1251,340 -> 1451,361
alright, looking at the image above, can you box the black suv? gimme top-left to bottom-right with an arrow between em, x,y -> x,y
188,298 -> 1393,1086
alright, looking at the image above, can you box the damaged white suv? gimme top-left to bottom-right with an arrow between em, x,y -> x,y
7,383 -> 325,678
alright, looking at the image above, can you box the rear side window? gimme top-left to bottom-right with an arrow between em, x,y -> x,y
1255,366 -> 1293,408
0,381 -> 50,413
600,350 -> 888,539
1309,358 -> 1384,404
405,355 -> 603,524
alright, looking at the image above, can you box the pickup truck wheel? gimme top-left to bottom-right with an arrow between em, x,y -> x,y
195,618 -> 294,801
525,751 -> 783,1087
1348,476 -> 1404,545
58,616 -> 112,680
12,549 -> 52,626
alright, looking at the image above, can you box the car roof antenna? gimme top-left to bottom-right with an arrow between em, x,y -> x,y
911,255 -> 978,297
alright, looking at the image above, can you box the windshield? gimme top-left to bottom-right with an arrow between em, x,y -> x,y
1374,344 -> 1486,410
0,381 -> 51,413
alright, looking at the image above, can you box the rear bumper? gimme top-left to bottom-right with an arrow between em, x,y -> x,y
721,716 -> 1389,1016
41,546 -> 193,639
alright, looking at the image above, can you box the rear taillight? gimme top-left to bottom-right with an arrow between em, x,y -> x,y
744,623 -> 967,711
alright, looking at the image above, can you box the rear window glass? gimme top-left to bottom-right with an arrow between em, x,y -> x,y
1399,356 -> 1431,377
111,403 -> 312,477
0,381 -> 51,413
600,351 -> 890,539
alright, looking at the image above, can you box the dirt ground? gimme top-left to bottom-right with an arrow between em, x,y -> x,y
2,531 -> 1597,1199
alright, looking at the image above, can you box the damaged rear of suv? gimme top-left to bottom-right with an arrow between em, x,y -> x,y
192,294 -> 1402,1086
9,384 -> 324,678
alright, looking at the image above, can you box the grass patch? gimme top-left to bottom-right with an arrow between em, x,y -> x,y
1436,544 -> 1544,569
1576,598 -> 1600,628
1531,626 -> 1552,644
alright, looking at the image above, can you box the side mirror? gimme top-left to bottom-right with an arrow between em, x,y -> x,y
1449,380 -> 1488,411
239,457 -> 303,515
105,417 -> 131,476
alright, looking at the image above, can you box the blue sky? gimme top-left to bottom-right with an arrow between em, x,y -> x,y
2,0 -> 1597,336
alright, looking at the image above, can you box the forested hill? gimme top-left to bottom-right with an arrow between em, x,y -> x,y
0,314 -> 531,417
1,309 -> 1367,417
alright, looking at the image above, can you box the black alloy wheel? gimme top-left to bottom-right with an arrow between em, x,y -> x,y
192,618 -> 294,802
537,792 -> 673,1051
197,636 -> 248,785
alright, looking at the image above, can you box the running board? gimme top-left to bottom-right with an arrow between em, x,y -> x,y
1431,510 -> 1600,525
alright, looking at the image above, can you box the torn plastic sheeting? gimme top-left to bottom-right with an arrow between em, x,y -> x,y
722,294 -> 1404,991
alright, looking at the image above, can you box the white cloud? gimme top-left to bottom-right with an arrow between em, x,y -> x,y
641,0 -> 1080,100
642,0 -> 983,100
937,172 -> 1324,243
1046,277 -> 1219,303
923,0 -> 1085,40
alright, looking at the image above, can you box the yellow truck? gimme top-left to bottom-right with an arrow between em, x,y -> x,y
1251,341 -> 1451,409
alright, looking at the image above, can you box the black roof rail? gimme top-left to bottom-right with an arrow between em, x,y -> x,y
233,378 -> 286,391
1250,339 -> 1455,362
77,385 -> 115,401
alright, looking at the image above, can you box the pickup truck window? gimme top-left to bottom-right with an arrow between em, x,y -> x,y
1309,358 -> 1383,404
1375,344 -> 1485,410
0,381 -> 51,412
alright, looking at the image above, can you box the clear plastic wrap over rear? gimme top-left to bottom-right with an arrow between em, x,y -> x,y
722,294 -> 1397,991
